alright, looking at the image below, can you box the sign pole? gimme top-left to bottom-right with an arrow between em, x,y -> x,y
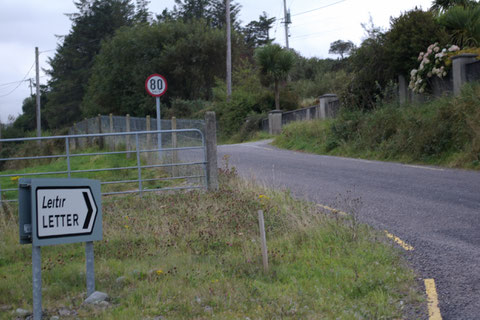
156,96 -> 162,159
85,241 -> 95,296
32,245 -> 42,320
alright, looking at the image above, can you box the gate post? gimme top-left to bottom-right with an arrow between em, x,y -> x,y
97,114 -> 103,149
205,112 -> 218,191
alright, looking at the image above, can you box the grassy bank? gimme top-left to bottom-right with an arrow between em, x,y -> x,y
0,166 -> 422,319
273,83 -> 480,169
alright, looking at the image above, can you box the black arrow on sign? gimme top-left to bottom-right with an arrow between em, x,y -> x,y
82,192 -> 93,229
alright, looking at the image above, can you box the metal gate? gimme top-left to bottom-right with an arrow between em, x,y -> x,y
0,129 -> 207,203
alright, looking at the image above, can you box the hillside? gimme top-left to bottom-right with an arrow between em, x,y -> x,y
273,83 -> 480,170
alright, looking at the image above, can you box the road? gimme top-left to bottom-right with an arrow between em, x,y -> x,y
217,140 -> 480,320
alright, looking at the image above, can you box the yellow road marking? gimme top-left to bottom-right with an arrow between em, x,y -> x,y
316,204 -> 414,252
316,204 -> 347,216
425,279 -> 442,320
384,231 -> 414,251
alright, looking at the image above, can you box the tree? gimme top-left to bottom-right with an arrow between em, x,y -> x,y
44,0 -> 136,129
82,19 -> 240,116
384,9 -> 448,78
438,4 -> 480,46
244,12 -> 276,48
255,44 -> 295,110
169,0 -> 241,30
430,0 -> 478,14
329,40 -> 355,59
12,88 -> 49,132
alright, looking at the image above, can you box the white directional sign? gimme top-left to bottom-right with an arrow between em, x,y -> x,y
19,178 -> 102,246
36,187 -> 97,238
145,73 -> 167,97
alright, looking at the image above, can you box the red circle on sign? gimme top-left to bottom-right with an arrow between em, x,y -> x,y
145,74 -> 168,97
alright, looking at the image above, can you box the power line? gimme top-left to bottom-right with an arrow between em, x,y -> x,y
290,27 -> 347,40
291,0 -> 347,17
0,62 -> 35,98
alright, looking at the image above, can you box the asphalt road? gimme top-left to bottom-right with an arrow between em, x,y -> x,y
217,140 -> 480,320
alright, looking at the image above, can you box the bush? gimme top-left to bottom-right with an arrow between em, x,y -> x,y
274,82 -> 480,169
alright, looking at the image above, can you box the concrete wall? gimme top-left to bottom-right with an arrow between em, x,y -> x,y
264,94 -> 340,134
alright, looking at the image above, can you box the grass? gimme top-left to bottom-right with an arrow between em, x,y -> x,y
273,83 -> 480,170
0,146 -> 203,201
0,164 -> 423,319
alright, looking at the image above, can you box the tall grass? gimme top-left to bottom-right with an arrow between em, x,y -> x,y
274,83 -> 480,169
0,166 -> 422,319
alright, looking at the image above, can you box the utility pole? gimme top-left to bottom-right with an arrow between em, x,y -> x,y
283,0 -> 291,49
29,78 -> 34,96
35,47 -> 41,140
226,0 -> 232,101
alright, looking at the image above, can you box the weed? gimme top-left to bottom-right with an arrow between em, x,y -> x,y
0,172 -> 422,319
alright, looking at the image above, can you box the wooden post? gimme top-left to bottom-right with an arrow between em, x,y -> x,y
97,114 -> 103,149
73,123 -> 78,150
146,115 -> 151,148
0,122 -> 3,154
85,118 -> 90,146
70,123 -> 76,150
146,115 -> 151,164
171,117 -> 178,177
126,114 -> 131,159
258,210 -> 269,272
109,113 -> 114,151
205,112 -> 218,190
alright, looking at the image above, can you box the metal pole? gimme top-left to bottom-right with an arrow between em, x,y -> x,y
32,245 -> 42,320
85,241 -> 95,296
156,97 -> 162,160
35,47 -> 41,142
226,0 -> 232,101
135,134 -> 143,196
283,0 -> 290,49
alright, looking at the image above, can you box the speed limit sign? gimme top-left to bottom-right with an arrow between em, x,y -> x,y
145,74 -> 167,97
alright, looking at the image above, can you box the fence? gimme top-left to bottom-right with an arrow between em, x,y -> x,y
0,112 -> 219,202
69,115 -> 204,151
262,94 -> 340,134
399,53 -> 480,103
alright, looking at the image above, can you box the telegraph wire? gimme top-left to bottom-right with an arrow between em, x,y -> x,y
0,62 -> 35,98
290,0 -> 347,17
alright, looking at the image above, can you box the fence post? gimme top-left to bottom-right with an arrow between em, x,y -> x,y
452,53 -> 478,96
0,122 -> 3,154
146,115 -> 151,148
171,117 -> 178,177
109,113 -> 114,151
398,75 -> 408,104
97,114 -> 103,149
205,111 -> 218,191
268,110 -> 282,135
126,114 -> 131,159
258,210 -> 269,272
319,94 -> 338,119
85,118 -> 90,146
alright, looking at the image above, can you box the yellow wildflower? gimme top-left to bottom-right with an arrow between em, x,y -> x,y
156,269 -> 163,275
10,176 -> 20,182
124,225 -> 129,229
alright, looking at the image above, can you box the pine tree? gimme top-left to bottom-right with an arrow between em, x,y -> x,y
44,0 -> 135,129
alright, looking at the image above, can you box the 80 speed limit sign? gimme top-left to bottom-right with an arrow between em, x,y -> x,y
145,74 -> 167,97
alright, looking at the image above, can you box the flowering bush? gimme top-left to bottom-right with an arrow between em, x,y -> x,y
409,43 -> 460,93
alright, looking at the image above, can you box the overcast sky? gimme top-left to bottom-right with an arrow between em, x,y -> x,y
0,0 -> 433,122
